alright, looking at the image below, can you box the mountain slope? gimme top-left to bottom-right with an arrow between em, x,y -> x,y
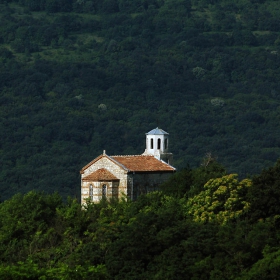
1,0 -> 280,199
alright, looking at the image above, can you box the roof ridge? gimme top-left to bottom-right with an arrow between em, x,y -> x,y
112,154 -> 153,157
107,155 -> 130,171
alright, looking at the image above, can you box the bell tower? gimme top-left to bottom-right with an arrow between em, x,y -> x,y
143,127 -> 173,165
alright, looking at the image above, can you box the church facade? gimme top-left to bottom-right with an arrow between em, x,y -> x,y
80,128 -> 176,204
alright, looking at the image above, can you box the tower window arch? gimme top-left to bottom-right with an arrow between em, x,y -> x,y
89,184 -> 93,201
164,138 -> 168,150
157,138 -> 161,149
150,138 -> 153,149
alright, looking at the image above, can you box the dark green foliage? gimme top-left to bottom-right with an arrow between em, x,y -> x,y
190,159 -> 227,196
0,47 -> 14,58
1,0 -> 280,201
160,166 -> 193,197
160,158 -> 226,198
247,159 -> 280,222
0,262 -> 108,279
0,191 -> 63,262
1,158 -> 280,280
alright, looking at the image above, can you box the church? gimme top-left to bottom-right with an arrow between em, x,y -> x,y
80,128 -> 176,204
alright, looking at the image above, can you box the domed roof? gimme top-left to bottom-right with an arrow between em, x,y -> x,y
146,127 -> 169,135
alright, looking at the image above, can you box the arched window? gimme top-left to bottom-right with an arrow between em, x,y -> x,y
164,138 -> 168,150
157,138 -> 161,149
102,184 -> 107,198
150,138 -> 153,149
89,184 -> 93,201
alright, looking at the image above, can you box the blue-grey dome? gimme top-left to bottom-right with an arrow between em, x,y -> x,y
146,127 -> 169,135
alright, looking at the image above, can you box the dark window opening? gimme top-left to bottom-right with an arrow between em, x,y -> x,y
89,185 -> 93,201
102,184 -> 107,198
157,138 -> 161,149
164,138 -> 168,150
151,138 -> 153,149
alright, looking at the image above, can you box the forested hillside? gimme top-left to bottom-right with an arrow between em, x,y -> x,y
1,0 -> 280,199
1,161 -> 280,279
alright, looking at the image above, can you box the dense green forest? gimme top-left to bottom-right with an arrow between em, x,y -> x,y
1,0 -> 280,199
1,161 -> 280,279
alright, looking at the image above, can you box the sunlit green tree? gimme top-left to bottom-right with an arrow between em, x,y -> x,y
187,174 -> 251,224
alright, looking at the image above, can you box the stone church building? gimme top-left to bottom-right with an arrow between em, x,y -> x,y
80,128 -> 176,204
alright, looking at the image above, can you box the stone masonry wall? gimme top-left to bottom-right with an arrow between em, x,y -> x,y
81,156 -> 128,204
132,172 -> 174,200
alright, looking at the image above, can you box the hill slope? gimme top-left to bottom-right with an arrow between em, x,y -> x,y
1,0 -> 280,199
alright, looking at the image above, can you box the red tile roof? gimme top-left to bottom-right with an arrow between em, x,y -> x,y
82,168 -> 119,181
111,155 -> 175,172
81,154 -> 175,174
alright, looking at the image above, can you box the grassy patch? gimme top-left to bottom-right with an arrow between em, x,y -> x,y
253,31 -> 274,35
131,13 -> 142,19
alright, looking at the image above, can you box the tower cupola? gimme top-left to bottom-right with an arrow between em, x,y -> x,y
143,127 -> 173,164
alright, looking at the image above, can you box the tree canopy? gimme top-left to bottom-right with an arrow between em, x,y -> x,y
0,0 -> 280,201
0,160 -> 280,279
